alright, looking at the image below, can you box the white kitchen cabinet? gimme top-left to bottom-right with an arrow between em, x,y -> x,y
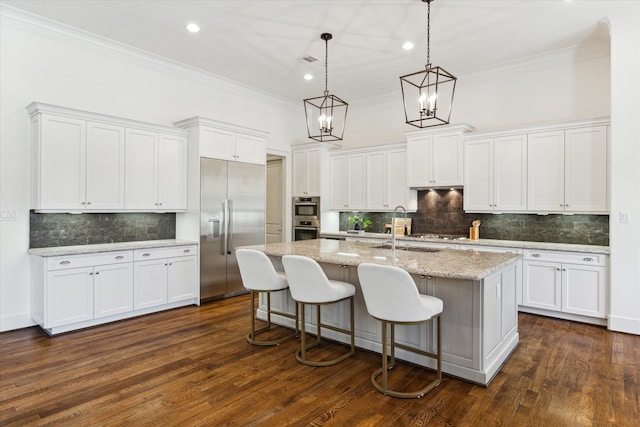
124,129 -> 188,210
183,120 -> 266,165
406,124 -> 473,188
464,134 -> 527,212
528,126 -> 608,213
28,103 -> 188,212
30,113 -> 126,211
134,245 -> 198,310
293,147 -> 321,196
522,249 -> 607,321
329,153 -> 365,210
31,244 -> 197,335
365,147 -> 417,211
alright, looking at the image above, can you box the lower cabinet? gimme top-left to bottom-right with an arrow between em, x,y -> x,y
522,249 -> 606,321
31,244 -> 198,335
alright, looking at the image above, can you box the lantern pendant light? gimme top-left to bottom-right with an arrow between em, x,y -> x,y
303,33 -> 348,142
400,0 -> 456,128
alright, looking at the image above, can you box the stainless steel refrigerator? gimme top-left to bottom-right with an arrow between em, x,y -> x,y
200,158 -> 265,302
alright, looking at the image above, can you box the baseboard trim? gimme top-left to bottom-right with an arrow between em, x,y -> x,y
0,313 -> 37,332
608,315 -> 640,335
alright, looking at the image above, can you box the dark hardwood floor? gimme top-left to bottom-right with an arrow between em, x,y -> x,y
1,295 -> 638,426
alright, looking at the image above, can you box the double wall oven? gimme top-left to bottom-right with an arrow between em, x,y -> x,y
293,196 -> 320,241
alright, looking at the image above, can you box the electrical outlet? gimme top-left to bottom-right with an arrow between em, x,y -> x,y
620,211 -> 630,223
0,210 -> 18,221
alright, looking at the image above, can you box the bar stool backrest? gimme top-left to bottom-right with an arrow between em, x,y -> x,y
236,249 -> 287,291
282,255 -> 337,303
358,263 -> 436,323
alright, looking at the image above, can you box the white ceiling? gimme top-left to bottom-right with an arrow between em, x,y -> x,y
2,0 -> 638,102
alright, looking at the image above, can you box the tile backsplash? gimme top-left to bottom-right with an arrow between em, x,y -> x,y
30,211 -> 176,248
339,189 -> 609,246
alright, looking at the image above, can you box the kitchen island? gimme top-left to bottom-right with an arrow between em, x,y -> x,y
245,239 -> 521,385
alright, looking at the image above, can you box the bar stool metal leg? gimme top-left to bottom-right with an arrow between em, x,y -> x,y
247,290 -> 298,346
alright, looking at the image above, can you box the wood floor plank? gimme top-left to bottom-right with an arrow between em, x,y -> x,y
1,295 -> 639,426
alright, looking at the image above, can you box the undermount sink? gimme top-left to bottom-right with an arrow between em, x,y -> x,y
372,244 -> 440,253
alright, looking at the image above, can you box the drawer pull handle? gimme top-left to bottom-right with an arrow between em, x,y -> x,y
183,249 -> 190,253
531,253 -> 540,258
115,255 -> 124,260
583,257 -> 594,262
142,253 -> 151,257
59,260 -> 71,265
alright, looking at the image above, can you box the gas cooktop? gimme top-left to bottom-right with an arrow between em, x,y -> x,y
408,233 -> 468,241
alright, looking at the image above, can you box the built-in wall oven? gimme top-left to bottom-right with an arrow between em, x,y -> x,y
293,196 -> 320,241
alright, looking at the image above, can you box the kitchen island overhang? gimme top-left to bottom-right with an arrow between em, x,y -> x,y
242,239 -> 522,386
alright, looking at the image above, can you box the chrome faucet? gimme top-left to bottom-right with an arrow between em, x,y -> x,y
392,205 -> 407,259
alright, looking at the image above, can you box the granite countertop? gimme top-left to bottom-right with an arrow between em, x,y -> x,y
28,239 -> 198,257
244,239 -> 520,281
320,231 -> 610,255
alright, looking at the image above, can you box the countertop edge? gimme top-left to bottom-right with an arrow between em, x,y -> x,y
320,232 -> 610,255
28,239 -> 199,257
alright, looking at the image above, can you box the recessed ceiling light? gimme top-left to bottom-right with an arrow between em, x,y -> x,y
304,74 -> 313,81
186,23 -> 200,33
402,41 -> 414,51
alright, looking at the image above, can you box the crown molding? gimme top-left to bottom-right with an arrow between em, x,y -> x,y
601,7 -> 640,36
0,4 -> 301,114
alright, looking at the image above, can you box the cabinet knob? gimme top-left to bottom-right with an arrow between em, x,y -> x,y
81,202 -> 86,205
95,271 -> 100,275
59,260 -> 71,265
562,268 -> 566,271
142,253 -> 151,257
87,202 -> 91,205
583,257 -> 594,262
115,255 -> 124,260
90,272 -> 94,275
531,253 -> 540,257
183,249 -> 190,253
556,268 -> 561,271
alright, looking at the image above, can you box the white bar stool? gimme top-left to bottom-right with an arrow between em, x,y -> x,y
282,255 -> 356,366
236,249 -> 298,346
357,262 -> 443,398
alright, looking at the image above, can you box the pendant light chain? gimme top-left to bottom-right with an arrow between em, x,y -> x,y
324,35 -> 329,95
426,0 -> 431,67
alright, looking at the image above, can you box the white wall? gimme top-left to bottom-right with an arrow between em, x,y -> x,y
606,10 -> 640,335
0,9 -> 303,330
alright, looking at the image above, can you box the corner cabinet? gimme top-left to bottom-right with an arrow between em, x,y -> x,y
27,102 -> 189,212
174,116 -> 267,165
31,244 -> 198,335
406,124 -> 474,188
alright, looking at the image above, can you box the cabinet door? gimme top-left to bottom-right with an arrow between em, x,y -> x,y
167,255 -> 198,302
365,151 -> 387,209
306,149 -> 321,196
86,122 -> 125,210
39,115 -> 86,209
134,259 -> 168,309
407,135 -> 433,187
329,156 -> 348,209
523,260 -> 562,311
564,126 -> 608,212
125,128 -> 159,209
562,264 -> 606,318
464,139 -> 493,211
235,134 -> 265,165
200,127 -> 236,161
47,267 -> 94,327
386,148 -> 410,209
432,133 -> 463,186
293,150 -> 320,196
94,262 -> 134,318
158,133 -> 188,210
494,134 -> 527,211
347,153 -> 366,209
527,131 -> 565,211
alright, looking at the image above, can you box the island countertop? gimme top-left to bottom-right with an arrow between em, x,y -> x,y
244,239 -> 520,281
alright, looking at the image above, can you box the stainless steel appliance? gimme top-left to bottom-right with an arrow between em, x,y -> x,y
200,158 -> 265,302
293,196 -> 320,241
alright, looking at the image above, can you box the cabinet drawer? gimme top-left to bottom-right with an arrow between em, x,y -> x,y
523,250 -> 606,266
134,245 -> 198,261
47,251 -> 132,270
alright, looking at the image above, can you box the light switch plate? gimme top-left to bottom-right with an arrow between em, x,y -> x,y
620,211 -> 630,223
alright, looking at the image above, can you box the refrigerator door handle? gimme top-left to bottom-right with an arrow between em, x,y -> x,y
228,199 -> 233,254
222,200 -> 228,255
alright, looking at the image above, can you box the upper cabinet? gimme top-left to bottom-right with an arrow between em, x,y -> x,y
293,147 -> 321,197
174,117 -> 267,165
464,134 -> 527,212
366,147 -> 417,211
463,118 -> 609,214
528,126 -> 608,213
329,153 -> 366,210
406,124 -> 474,188
28,102 -> 188,212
